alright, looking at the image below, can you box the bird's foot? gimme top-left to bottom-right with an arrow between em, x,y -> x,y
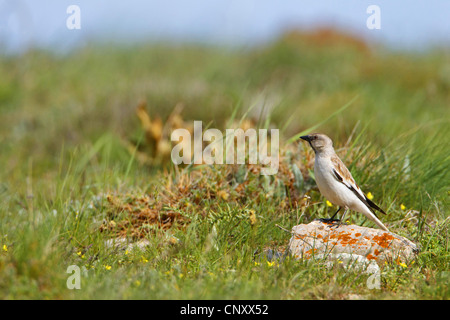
316,218 -> 346,229
317,218 -> 340,224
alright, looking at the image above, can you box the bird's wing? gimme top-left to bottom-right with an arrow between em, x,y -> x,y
331,155 -> 386,216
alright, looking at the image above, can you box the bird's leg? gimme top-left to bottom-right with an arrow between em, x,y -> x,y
331,209 -> 349,229
318,207 -> 341,224
330,207 -> 341,220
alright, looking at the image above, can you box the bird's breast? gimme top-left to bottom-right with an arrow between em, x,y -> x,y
314,157 -> 346,206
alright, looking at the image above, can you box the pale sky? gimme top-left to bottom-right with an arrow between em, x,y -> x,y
0,0 -> 449,53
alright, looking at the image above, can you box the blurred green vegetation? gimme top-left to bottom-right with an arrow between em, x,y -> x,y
0,30 -> 448,299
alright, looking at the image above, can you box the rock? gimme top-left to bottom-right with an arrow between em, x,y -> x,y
262,247 -> 288,262
288,220 -> 419,268
311,252 -> 380,274
105,237 -> 150,252
104,235 -> 180,253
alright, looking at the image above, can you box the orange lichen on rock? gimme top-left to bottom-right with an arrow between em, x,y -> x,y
305,248 -> 318,255
366,254 -> 376,261
336,231 -> 353,246
372,233 -> 395,248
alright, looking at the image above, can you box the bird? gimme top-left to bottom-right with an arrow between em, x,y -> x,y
300,133 -> 389,232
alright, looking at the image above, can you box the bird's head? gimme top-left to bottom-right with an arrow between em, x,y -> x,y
300,133 -> 333,153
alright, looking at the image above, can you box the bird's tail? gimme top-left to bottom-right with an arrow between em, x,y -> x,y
363,208 -> 389,232
370,213 -> 389,232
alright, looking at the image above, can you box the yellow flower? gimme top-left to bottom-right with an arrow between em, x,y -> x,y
266,261 -> 275,267
326,200 -> 333,207
399,262 -> 407,268
254,261 -> 260,266
217,190 -> 229,201
400,204 -> 406,211
249,210 -> 257,225
104,265 -> 112,270
141,256 -> 149,263
134,280 -> 141,287
367,192 -> 374,200
2,244 -> 7,252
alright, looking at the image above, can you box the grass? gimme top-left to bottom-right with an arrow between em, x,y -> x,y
0,30 -> 449,299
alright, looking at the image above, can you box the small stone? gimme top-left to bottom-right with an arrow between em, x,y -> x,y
105,237 -> 150,252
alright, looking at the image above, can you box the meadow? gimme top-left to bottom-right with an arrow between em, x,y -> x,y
0,30 -> 448,299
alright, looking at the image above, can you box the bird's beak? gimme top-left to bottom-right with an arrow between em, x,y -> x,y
300,135 -> 311,142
